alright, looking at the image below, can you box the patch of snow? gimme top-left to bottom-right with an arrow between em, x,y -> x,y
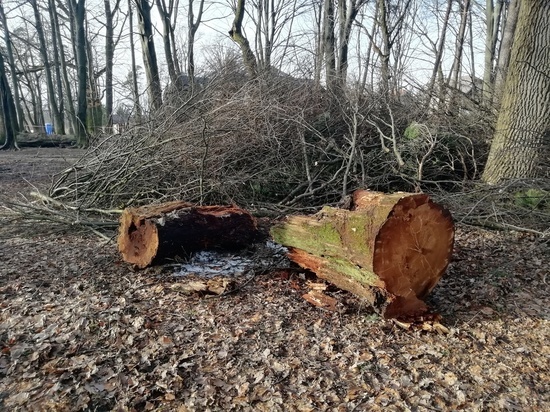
173,241 -> 288,278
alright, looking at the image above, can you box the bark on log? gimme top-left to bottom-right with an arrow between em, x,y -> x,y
118,201 -> 258,268
271,190 -> 454,318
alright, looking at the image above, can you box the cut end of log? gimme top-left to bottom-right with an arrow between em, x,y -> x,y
118,201 -> 258,268
117,213 -> 161,269
271,190 -> 455,319
373,194 -> 454,301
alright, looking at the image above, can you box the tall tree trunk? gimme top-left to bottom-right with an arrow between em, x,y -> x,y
313,1 -> 323,88
30,0 -> 63,135
47,2 -> 65,135
359,0 -> 379,94
86,30 -> 102,133
156,0 -> 179,86
229,0 -> 258,78
128,0 -> 142,122
135,0 -> 163,110
449,0 -> 470,91
376,0 -> 391,95
493,0 -> 520,107
322,0 -> 337,93
0,51 -> 18,150
336,0 -> 364,86
482,0 -> 503,105
0,4 -> 25,132
69,0 -> 89,147
104,0 -> 117,128
51,0 -> 77,135
188,0 -> 205,87
425,0 -> 453,109
482,0 -> 550,183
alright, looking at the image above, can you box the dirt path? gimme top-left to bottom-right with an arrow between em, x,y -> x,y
0,148 -> 548,411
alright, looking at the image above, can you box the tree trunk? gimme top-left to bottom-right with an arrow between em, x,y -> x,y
135,0 -> 163,110
271,190 -> 455,318
188,0 -> 205,87
448,0 -> 471,101
482,0 -> 550,183
50,1 -> 77,135
336,0 -> 363,86
104,0 -> 115,128
69,0 -> 89,147
322,0 -> 337,93
229,0 -> 258,78
47,1 -> 65,135
0,51 -> 19,150
156,0 -> 179,86
482,0 -> 502,105
118,201 -> 259,268
30,0 -> 63,135
0,3 -> 25,132
493,0 -> 520,107
425,0 -> 453,110
313,1 -> 323,88
128,0 -> 142,122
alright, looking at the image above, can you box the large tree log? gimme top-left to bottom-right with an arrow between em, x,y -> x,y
118,201 -> 258,268
271,190 -> 454,318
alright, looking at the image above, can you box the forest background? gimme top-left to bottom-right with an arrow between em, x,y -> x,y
0,0 -> 548,232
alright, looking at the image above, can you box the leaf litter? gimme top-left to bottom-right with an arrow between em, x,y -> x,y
0,148 -> 549,411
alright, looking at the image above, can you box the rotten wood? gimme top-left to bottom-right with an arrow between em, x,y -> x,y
271,190 -> 455,318
118,201 -> 258,268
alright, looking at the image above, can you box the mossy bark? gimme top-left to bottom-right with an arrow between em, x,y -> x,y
271,190 -> 455,318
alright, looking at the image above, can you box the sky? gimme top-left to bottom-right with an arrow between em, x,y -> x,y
2,0 -> 490,119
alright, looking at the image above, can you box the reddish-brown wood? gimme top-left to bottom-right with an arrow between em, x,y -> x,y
118,201 -> 258,268
271,190 -> 455,318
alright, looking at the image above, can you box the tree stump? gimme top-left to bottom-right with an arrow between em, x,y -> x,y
271,190 -> 454,318
118,201 -> 258,268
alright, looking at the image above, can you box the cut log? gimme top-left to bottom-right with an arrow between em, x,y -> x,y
271,190 -> 454,318
118,201 -> 258,268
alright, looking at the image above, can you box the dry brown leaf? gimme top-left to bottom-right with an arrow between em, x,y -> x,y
305,281 -> 327,291
206,278 -> 234,294
302,290 -> 337,311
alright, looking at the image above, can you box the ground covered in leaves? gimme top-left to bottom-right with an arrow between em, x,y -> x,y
0,148 -> 549,411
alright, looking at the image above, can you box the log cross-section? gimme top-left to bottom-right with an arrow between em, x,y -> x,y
118,201 -> 258,268
271,190 -> 454,318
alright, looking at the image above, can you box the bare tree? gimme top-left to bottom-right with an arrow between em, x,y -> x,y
423,0 -> 453,109
229,0 -> 258,77
0,3 -> 25,131
104,0 -> 122,128
68,0 -> 89,146
187,0 -> 205,86
51,1 -> 78,135
135,0 -> 163,110
322,0 -> 336,91
0,51 -> 19,149
482,0 -> 503,105
336,0 -> 367,85
493,0 -> 520,107
30,0 -> 64,134
128,0 -> 142,121
448,0 -> 471,102
156,0 -> 183,86
368,0 -> 413,96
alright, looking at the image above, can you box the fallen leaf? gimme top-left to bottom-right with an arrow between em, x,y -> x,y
302,290 -> 337,311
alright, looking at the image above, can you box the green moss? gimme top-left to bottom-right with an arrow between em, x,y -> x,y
514,188 -> 548,209
404,122 -> 422,140
344,214 -> 370,254
271,219 -> 342,257
323,257 -> 379,285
